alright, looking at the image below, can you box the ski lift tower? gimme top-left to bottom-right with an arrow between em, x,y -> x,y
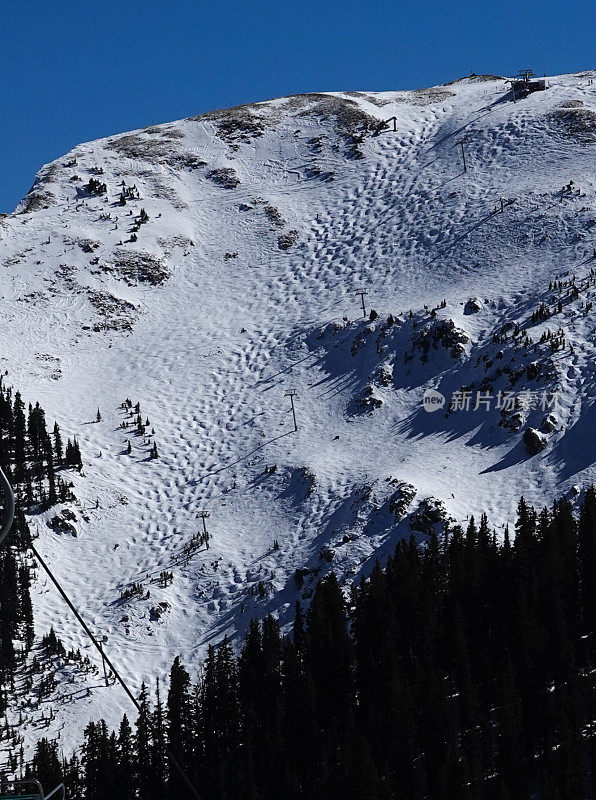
517,68 -> 536,85
284,389 -> 298,432
197,510 -> 211,537
508,69 -> 546,100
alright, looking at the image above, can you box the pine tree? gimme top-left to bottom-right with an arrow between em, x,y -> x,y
115,715 -> 135,800
65,437 -> 83,470
28,738 -> 63,795
53,422 -> 63,465
62,752 -> 84,800
578,486 -> 596,633
306,573 -> 354,729
134,683 -> 153,800
167,660 -> 192,798
151,680 -> 167,800
497,657 -> 529,799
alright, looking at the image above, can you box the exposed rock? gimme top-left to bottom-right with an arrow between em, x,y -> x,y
48,514 -> 77,536
350,328 -> 370,357
523,427 -> 548,455
464,297 -> 482,314
149,602 -> 170,621
373,363 -> 394,387
319,547 -> 335,563
294,567 -> 311,589
358,385 -> 383,410
278,229 -> 299,250
87,290 -> 136,331
296,466 -> 317,496
388,482 -> 417,520
106,133 -> 206,169
500,408 -> 525,432
541,413 -> 558,433
207,167 -> 240,188
111,250 -> 170,285
550,106 -> 596,144
395,87 -> 456,106
18,190 -> 56,213
263,204 -> 285,228
413,318 -> 469,360
198,105 -> 269,144
526,361 -> 541,381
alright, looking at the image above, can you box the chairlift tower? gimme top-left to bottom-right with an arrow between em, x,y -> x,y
284,389 -> 298,431
197,510 -> 211,536
355,288 -> 368,318
508,69 -> 539,101
100,634 -> 110,687
516,69 -> 536,84
454,136 -> 469,173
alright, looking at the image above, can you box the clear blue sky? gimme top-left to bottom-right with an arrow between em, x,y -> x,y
1,0 -> 592,211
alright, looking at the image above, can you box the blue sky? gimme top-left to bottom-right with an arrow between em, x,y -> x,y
1,0 -> 592,211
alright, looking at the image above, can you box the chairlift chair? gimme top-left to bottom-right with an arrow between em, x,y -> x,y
0,780 -> 64,800
0,465 -> 15,548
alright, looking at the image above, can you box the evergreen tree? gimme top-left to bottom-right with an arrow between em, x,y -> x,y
115,715 -> 135,800
167,659 -> 192,799
53,422 -> 63,465
497,657 -> 529,800
28,738 -> 63,794
151,680 -> 167,800
134,683 -> 153,800
578,486 -> 596,632
306,573 -> 354,728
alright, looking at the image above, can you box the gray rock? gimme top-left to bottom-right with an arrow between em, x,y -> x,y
389,482 -> 417,520
523,427 -> 547,455
319,547 -> 335,563
464,297 -> 482,314
48,514 -> 77,536
358,385 -> 383,410
294,567 -> 311,589
541,413 -> 558,432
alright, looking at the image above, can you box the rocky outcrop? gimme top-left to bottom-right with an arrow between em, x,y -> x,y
523,427 -> 548,455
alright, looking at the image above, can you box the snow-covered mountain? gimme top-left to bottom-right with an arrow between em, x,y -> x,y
1,69 -> 595,756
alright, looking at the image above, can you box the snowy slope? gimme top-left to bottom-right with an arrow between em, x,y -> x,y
1,69 -> 595,756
